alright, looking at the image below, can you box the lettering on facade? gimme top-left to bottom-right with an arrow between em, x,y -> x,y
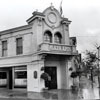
49,44 -> 71,52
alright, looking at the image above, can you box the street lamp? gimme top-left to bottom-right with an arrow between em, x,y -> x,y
90,67 -> 93,87
97,46 -> 100,88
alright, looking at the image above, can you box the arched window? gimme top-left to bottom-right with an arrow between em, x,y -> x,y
54,32 -> 62,44
44,31 -> 52,43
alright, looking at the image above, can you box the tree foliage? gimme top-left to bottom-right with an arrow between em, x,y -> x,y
85,50 -> 96,63
83,50 -> 97,74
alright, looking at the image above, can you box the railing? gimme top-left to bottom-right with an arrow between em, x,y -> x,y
38,43 -> 78,55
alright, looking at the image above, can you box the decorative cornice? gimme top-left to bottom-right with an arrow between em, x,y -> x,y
61,17 -> 71,25
0,53 -> 33,60
0,24 -> 32,36
32,11 -> 44,16
26,11 -> 45,24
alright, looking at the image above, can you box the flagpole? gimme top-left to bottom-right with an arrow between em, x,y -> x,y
60,0 -> 63,16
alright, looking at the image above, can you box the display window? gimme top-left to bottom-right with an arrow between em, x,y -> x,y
14,66 -> 27,88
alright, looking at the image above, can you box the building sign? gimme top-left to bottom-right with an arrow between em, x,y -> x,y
49,44 -> 71,52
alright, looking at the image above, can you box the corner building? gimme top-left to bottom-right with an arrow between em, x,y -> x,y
0,6 -> 78,92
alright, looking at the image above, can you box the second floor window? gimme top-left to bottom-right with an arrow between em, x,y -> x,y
54,33 -> 62,44
16,37 -> 23,55
44,31 -> 52,43
2,40 -> 7,57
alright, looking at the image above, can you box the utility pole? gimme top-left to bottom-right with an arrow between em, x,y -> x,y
97,46 -> 100,88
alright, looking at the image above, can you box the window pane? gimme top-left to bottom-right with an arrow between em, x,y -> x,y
54,34 -> 61,44
16,38 -> 23,55
15,71 -> 27,79
17,47 -> 22,54
17,38 -> 22,46
2,41 -> 7,49
0,72 -> 7,79
44,32 -> 52,43
2,50 -> 7,56
2,41 -> 7,56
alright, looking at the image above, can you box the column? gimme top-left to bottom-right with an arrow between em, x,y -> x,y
66,59 -> 73,89
27,59 -> 45,92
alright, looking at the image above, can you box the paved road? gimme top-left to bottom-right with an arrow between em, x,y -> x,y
0,76 -> 99,100
0,98 -> 32,100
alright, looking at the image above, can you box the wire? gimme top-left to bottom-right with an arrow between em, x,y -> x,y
71,36 -> 99,37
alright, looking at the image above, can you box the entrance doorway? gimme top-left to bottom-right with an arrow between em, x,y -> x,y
45,67 -> 57,89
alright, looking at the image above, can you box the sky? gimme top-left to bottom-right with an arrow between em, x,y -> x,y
0,0 -> 100,57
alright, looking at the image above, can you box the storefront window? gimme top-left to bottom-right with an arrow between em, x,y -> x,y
0,72 -> 7,79
15,71 -> 27,79
14,66 -> 27,88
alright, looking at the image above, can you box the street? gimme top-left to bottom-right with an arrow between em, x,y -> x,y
0,76 -> 99,100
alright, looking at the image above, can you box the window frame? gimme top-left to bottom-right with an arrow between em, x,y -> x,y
16,37 -> 23,55
15,71 -> 27,79
2,40 -> 8,57
44,31 -> 52,43
54,32 -> 62,44
0,72 -> 7,79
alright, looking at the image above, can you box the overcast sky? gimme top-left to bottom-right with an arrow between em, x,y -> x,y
0,0 -> 100,56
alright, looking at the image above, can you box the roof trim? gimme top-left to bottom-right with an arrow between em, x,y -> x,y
0,24 -> 32,35
26,11 -> 45,24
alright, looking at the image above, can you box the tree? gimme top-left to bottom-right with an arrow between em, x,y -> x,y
84,51 -> 96,68
83,50 -> 97,82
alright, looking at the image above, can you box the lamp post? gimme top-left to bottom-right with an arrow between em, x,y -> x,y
97,46 -> 100,88
90,67 -> 93,87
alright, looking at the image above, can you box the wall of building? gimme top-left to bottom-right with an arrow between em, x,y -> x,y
32,20 -> 38,52
27,60 -> 45,92
41,21 -> 70,45
0,28 -> 32,58
44,55 -> 68,89
66,60 -> 73,89
31,7 -> 71,50
0,28 -> 34,68
0,55 -> 32,67
63,24 -> 70,45
60,58 -> 67,89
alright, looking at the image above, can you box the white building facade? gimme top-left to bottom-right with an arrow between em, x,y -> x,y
0,6 -> 78,92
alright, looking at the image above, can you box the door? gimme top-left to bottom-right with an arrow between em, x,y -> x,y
45,67 -> 57,89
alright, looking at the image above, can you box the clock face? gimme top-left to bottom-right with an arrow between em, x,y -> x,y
47,13 -> 57,24
44,8 -> 61,28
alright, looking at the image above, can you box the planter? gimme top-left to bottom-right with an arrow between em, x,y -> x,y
40,73 -> 51,81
